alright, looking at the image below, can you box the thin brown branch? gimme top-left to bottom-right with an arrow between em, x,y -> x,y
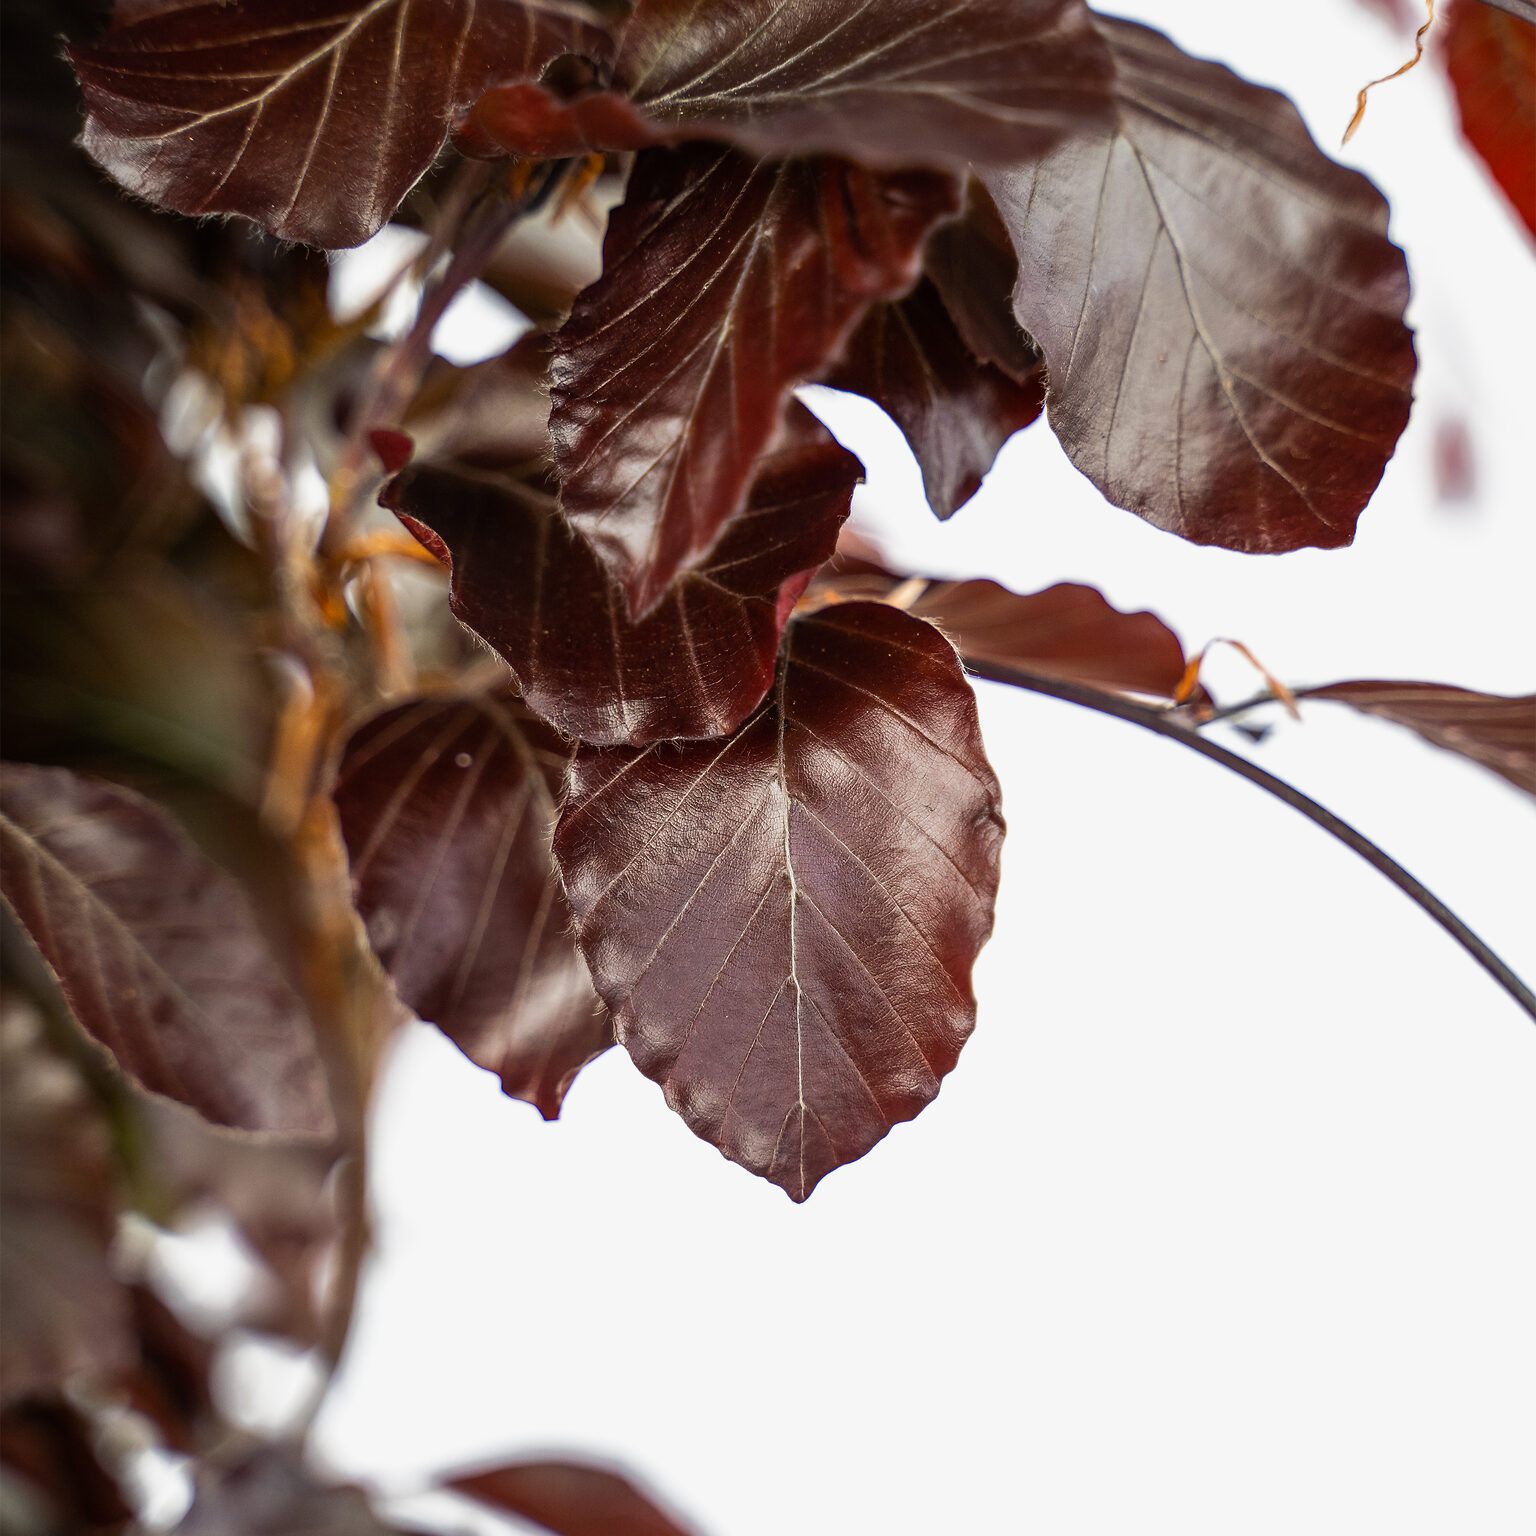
965,658 -> 1536,1023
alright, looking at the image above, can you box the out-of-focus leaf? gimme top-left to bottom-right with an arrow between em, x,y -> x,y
114,1283 -> 218,1454
385,403 -> 861,745
1300,681 -> 1536,795
824,276 -> 1044,517
135,1094 -> 340,1345
986,16 -> 1415,553
551,144 -> 956,615
612,0 -> 1113,168
332,692 -> 611,1120
1440,0 -> 1536,238
553,603 -> 1004,1201
68,0 -> 615,248
174,1444 -> 408,1534
0,998 -> 131,1402
450,1460 -> 701,1536
0,764 -> 333,1136
0,1397 -> 132,1533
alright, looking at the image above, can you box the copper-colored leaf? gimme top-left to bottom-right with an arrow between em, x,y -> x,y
1440,0 -> 1536,238
1301,681 -> 1536,795
551,144 -> 956,615
68,0 -> 614,248
610,0 -> 1114,170
0,764 -> 332,1135
0,1000 -> 131,1402
824,276 -> 1045,518
332,693 -> 612,1120
451,1460 -> 701,1536
810,548 -> 1193,699
0,1398 -> 133,1531
553,602 -> 1004,1201
384,403 -> 862,746
986,16 -> 1416,553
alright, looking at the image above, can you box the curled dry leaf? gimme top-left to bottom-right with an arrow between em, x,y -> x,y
986,16 -> 1416,553
1300,681 -> 1536,796
0,998 -> 131,1401
384,403 -> 862,746
824,275 -> 1045,518
553,602 -> 1004,1201
68,0 -> 614,248
332,693 -> 612,1120
450,1459 -> 701,1536
1440,0 -> 1536,238
551,144 -> 956,615
0,764 -> 332,1136
465,0 -> 1115,168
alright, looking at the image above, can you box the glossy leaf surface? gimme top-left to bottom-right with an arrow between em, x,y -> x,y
386,404 -> 861,746
825,275 -> 1045,517
333,693 -> 611,1119
0,764 -> 332,1135
1441,0 -> 1536,238
551,144 -> 956,614
611,0 -> 1114,169
987,17 -> 1416,553
69,0 -> 613,247
553,603 -> 1004,1201
451,1460 -> 701,1536
1302,681 -> 1536,796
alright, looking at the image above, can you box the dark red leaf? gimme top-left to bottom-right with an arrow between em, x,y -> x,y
384,403 -> 861,745
609,0 -> 1114,170
1300,681 -> 1536,795
923,183 -> 1046,384
68,0 -> 615,248
0,764 -> 333,1136
1439,0 -> 1536,238
986,16 -> 1416,553
332,693 -> 612,1119
824,275 -> 1044,518
553,602 -> 1004,1201
450,1460 -> 701,1536
821,571 -> 1192,703
457,80 -> 663,159
369,429 -> 413,475
0,1000 -> 131,1401
550,144 -> 957,615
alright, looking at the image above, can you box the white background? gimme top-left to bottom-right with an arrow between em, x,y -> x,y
310,3 -> 1536,1531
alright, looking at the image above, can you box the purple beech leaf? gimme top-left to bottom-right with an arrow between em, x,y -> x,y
68,0 -> 615,248
824,275 -> 1045,518
384,403 -> 862,746
332,693 -> 611,1120
0,764 -> 332,1136
923,183 -> 1045,384
1300,681 -> 1536,796
551,143 -> 957,616
611,0 -> 1114,169
464,0 -> 1115,167
986,16 -> 1416,553
552,602 -> 1005,1202
450,1460 -> 702,1536
810,555 -> 1193,700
